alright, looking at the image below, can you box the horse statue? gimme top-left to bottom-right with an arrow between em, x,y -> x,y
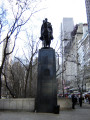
40,18 -> 53,47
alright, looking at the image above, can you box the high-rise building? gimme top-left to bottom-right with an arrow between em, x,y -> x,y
60,18 -> 77,94
85,0 -> 90,45
85,1 -> 90,89
62,18 -> 74,50
60,17 -> 90,93
85,0 -> 90,33
78,24 -> 90,91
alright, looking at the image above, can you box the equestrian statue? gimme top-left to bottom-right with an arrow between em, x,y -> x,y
40,18 -> 53,47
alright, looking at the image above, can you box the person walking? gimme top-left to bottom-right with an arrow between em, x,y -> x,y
79,95 -> 82,107
72,94 -> 75,109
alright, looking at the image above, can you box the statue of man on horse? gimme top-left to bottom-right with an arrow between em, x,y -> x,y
40,18 -> 53,47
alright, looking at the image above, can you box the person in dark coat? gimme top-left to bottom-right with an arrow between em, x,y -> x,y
79,95 -> 82,107
72,94 -> 75,109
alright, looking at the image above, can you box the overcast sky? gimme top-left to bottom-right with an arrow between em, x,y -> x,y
0,0 -> 87,60
44,0 -> 87,24
31,0 -> 87,47
17,0 -> 87,57
2,0 -> 87,42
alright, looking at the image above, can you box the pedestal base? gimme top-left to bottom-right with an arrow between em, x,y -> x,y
36,48 -> 58,113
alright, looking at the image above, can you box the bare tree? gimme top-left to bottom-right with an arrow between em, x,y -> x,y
13,31 -> 39,98
2,61 -> 25,98
0,0 -> 44,98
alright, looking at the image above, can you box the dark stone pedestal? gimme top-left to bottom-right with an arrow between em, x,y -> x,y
36,48 -> 58,113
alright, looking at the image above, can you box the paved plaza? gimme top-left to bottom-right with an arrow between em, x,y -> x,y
0,103 -> 90,120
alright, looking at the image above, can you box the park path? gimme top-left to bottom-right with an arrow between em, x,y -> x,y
0,103 -> 90,120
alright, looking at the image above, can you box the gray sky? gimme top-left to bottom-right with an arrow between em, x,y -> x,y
31,0 -> 87,48
0,0 -> 87,61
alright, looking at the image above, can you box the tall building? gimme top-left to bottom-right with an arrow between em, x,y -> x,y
60,18 -> 77,94
62,18 -> 74,55
62,18 -> 74,40
85,0 -> 90,45
85,0 -> 90,33
60,17 -> 90,94
85,0 -> 90,91
78,24 -> 90,91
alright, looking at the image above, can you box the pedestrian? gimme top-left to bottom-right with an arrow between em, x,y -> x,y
79,95 -> 82,107
72,94 -> 75,109
88,95 -> 90,104
74,95 -> 77,105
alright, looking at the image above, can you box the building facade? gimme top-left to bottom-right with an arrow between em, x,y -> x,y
85,0 -> 90,34
60,17 -> 90,95
85,0 -> 90,48
78,24 -> 90,91
62,18 -> 74,55
60,18 -> 77,94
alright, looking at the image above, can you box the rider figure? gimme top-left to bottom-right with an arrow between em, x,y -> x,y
40,18 -> 53,47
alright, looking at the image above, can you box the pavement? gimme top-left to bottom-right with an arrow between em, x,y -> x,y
0,103 -> 90,120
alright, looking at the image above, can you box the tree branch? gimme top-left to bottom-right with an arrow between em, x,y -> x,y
2,72 -> 15,98
15,57 -> 28,70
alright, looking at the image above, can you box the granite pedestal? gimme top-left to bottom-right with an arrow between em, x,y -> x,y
36,48 -> 58,113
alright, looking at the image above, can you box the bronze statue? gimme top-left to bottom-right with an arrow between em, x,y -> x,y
40,18 -> 53,47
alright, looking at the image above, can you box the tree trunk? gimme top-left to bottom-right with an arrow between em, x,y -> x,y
0,56 -> 6,98
29,62 -> 32,97
0,67 -> 3,98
